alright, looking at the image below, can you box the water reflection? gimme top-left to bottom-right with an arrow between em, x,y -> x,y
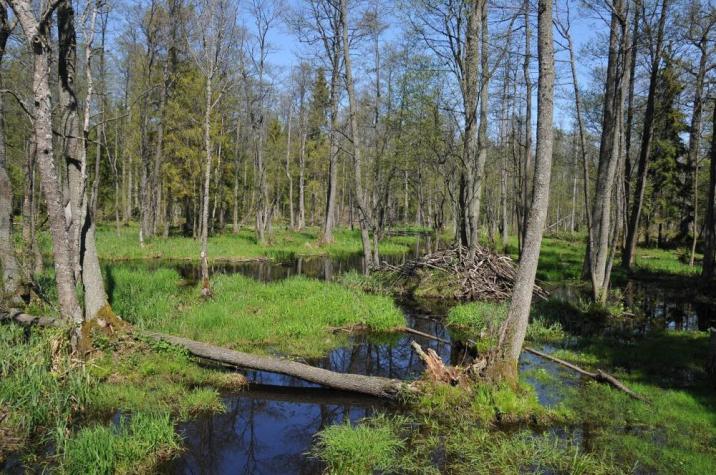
550,280 -> 715,332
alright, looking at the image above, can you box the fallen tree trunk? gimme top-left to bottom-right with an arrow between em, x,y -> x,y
524,346 -> 648,402
147,332 -> 410,399
0,309 -> 410,400
0,309 -> 65,328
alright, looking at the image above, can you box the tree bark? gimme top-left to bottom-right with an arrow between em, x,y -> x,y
0,5 -> 19,296
703,102 -> 716,279
495,0 -> 554,383
322,31 -> 340,244
9,0 -> 82,323
200,71 -> 213,296
589,0 -> 630,303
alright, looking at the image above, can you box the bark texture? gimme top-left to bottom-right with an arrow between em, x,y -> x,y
495,0 -> 554,382
9,0 -> 82,323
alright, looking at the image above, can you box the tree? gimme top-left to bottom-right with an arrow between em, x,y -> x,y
0,2 -> 19,298
8,0 -> 83,323
587,0 -> 632,303
622,0 -> 670,269
186,0 -> 239,295
494,0 -> 555,383
703,101 -> 716,278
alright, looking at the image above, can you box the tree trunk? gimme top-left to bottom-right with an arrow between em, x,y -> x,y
10,0 -> 82,323
200,72 -> 213,296
622,0 -> 669,269
519,0 -> 533,257
340,0 -> 372,271
589,0 -> 629,303
494,0 -> 554,384
703,102 -> 716,279
687,46 -> 708,266
0,6 -> 19,296
322,44 -> 340,244
285,105 -> 294,229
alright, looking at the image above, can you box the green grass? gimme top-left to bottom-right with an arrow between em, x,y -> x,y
94,225 -> 419,262
0,323 -> 241,470
503,233 -> 702,283
161,273 -> 405,357
313,417 -> 406,474
103,264 -> 405,358
60,412 -> 180,474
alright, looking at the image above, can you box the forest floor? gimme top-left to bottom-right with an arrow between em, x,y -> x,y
2,226 -> 715,473
91,225 -> 432,262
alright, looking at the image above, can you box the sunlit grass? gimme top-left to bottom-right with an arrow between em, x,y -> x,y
60,412 -> 180,474
161,273 -> 405,358
94,224 -> 419,262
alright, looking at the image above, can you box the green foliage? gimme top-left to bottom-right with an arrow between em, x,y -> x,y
0,325 -> 94,454
60,413 -> 179,475
0,324 -> 237,470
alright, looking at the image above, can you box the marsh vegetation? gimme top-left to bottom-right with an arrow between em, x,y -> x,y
1,0 -> 716,474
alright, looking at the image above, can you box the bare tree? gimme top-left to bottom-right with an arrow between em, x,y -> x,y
587,0 -> 632,303
703,100 -> 716,278
186,0 -> 239,295
340,0 -> 373,269
494,0 -> 555,383
622,0 -> 670,269
682,2 -> 716,266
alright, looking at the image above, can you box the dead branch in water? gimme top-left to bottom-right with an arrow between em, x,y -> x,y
524,346 -> 648,402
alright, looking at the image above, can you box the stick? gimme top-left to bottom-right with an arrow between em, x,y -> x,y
524,346 -> 648,402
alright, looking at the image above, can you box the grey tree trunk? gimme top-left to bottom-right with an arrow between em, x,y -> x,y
57,0 -> 108,320
200,72 -> 213,295
519,0 -> 533,256
703,102 -> 716,279
588,0 -> 630,303
495,0 -> 554,384
0,6 -> 19,297
322,43 -> 340,244
686,37 -> 710,266
340,0 -> 372,271
622,0 -> 669,269
285,105 -> 294,229
10,0 -> 83,323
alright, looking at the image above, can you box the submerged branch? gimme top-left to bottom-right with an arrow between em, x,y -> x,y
523,346 -> 648,402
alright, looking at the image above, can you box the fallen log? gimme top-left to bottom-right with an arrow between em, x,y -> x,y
1,309 -> 411,400
0,309 -> 65,328
147,332 -> 410,399
524,346 -> 648,402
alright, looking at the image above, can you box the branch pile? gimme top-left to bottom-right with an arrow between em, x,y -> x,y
380,246 -> 547,301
